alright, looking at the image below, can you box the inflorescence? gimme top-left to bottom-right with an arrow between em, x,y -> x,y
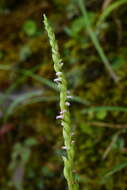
43,14 -> 78,190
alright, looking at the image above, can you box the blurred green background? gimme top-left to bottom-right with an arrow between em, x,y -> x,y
1,0 -> 127,189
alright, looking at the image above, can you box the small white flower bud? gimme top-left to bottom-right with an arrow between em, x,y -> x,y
54,78 -> 61,83
56,115 -> 64,119
62,146 -> 67,150
56,72 -> 62,76
67,95 -> 73,99
65,102 -> 70,106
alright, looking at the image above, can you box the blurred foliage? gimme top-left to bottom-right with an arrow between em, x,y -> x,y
1,0 -> 127,189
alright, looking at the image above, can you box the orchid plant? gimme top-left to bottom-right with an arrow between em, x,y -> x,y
43,15 -> 79,190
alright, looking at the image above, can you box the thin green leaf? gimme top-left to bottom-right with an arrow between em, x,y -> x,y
22,96 -> 58,105
0,64 -> 58,106
97,0 -> 127,28
103,161 -> 127,178
0,64 -> 90,107
78,0 -> 119,83
4,90 -> 43,121
81,106 -> 127,114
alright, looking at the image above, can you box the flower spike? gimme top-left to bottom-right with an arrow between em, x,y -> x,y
44,14 -> 78,190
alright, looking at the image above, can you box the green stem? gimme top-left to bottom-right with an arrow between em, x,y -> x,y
43,15 -> 78,190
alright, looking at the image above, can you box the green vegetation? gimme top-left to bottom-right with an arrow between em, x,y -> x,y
0,0 -> 127,189
44,15 -> 78,190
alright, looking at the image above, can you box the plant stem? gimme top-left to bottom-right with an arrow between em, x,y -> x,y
43,15 -> 78,190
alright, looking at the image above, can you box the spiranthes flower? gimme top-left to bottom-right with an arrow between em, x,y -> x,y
43,14 -> 78,190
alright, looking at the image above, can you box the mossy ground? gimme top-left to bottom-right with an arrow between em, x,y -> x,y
0,0 -> 127,189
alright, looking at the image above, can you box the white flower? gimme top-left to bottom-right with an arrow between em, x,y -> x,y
56,72 -> 62,76
56,115 -> 64,119
67,95 -> 73,99
62,146 -> 67,150
65,102 -> 70,106
54,78 -> 62,83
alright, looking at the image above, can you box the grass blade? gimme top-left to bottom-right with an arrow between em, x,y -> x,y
103,161 -> 127,178
0,64 -> 90,107
0,65 -> 58,106
81,106 -> 127,114
97,0 -> 127,29
4,90 -> 43,121
78,0 -> 119,83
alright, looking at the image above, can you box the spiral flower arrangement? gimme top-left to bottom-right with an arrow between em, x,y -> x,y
43,15 -> 78,190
